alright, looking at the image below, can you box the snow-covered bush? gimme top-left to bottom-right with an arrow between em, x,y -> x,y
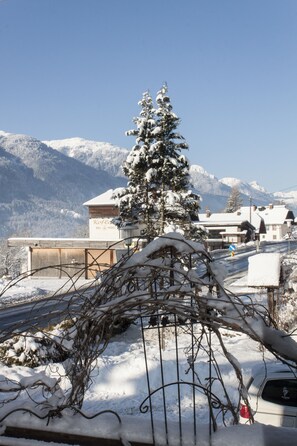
0,239 -> 26,278
278,253 -> 297,331
0,319 -> 76,367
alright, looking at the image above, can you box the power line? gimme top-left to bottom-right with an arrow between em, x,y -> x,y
274,185 -> 297,193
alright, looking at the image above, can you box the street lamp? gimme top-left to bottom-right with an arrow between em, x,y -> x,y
119,222 -> 138,254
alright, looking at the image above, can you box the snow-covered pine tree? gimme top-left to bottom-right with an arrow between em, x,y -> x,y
113,90 -> 157,236
225,185 -> 243,213
114,85 -> 202,240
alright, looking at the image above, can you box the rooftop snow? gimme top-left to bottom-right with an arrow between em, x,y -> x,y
83,189 -> 115,206
199,204 -> 293,230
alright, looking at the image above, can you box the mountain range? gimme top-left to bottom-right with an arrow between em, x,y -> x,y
0,130 -> 295,238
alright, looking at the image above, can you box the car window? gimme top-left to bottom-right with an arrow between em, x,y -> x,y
262,379 -> 297,407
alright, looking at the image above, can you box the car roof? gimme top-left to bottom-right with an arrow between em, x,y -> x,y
250,362 -> 297,378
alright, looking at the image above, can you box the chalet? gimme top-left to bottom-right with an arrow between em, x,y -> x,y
253,204 -> 295,242
197,203 -> 295,250
196,210 -> 263,250
233,204 -> 295,242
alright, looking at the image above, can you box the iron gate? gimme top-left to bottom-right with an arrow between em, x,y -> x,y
139,307 -> 221,446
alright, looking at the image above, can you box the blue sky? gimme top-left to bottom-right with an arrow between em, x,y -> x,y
1,0 -> 297,193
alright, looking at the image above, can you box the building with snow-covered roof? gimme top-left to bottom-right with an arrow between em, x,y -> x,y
83,189 -> 120,240
196,203 -> 295,250
83,188 -> 145,243
252,204 -> 295,242
235,203 -> 295,242
196,209 -> 264,250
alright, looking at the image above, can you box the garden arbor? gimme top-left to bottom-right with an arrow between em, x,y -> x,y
64,234 -> 297,440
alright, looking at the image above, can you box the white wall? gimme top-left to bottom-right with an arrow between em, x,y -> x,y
260,224 -> 286,242
89,218 -> 120,240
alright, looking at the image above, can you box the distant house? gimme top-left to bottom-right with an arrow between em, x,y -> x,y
253,204 -> 295,242
197,203 -> 295,250
234,204 -> 295,242
83,191 -> 262,252
196,210 -> 262,250
83,189 -> 120,240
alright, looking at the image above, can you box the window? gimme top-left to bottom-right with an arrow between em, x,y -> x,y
262,379 -> 297,407
273,235 -> 277,240
208,230 -> 222,239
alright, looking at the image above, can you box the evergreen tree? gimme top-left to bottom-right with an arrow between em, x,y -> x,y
114,85 -> 202,240
113,90 -> 157,235
225,186 -> 243,213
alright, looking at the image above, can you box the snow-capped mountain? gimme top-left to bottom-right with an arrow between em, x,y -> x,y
219,177 -> 273,205
273,190 -> 297,210
190,165 -> 231,195
0,130 -> 296,238
45,140 -> 277,211
0,131 -> 126,237
44,137 -> 129,178
190,168 -> 275,212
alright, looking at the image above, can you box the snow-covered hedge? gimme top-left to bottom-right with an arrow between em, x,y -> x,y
0,320 -> 76,367
278,253 -> 297,331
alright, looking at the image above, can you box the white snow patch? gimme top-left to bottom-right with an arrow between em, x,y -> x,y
248,253 -> 281,287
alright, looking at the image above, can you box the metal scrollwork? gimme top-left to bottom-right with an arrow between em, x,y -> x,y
139,381 -> 224,415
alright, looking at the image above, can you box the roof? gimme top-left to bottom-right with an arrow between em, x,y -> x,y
199,211 -> 262,231
83,189 -> 115,206
199,204 -> 295,231
8,238 -> 125,249
254,204 -> 294,225
236,204 -> 294,225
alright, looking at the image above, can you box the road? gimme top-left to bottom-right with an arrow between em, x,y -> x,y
212,240 -> 297,276
0,285 -> 94,342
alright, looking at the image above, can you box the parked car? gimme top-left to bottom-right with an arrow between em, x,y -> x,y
240,362 -> 297,428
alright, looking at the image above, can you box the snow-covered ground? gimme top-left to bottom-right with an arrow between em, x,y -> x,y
0,276 -> 93,308
0,259 -> 296,445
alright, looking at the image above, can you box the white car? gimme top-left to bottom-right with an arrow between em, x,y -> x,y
240,363 -> 297,428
